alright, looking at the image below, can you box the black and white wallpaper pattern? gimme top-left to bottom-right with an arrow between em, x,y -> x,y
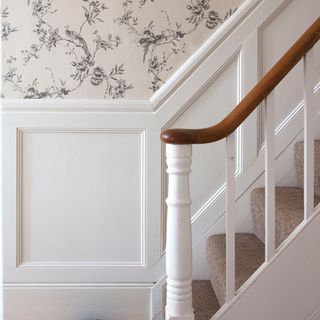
1,0 -> 244,99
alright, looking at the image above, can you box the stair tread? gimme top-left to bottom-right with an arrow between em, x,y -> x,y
206,233 -> 264,306
162,280 -> 220,320
192,280 -> 220,320
251,186 -> 320,247
294,140 -> 320,196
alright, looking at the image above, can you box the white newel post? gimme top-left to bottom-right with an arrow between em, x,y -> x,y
165,144 -> 194,320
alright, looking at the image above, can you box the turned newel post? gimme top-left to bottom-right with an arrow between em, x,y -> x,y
165,144 -> 194,320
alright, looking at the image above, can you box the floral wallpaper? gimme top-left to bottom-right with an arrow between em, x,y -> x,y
1,0 -> 245,100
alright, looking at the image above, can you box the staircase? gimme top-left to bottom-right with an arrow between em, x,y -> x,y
164,140 -> 320,319
161,18 -> 320,320
203,140 -> 320,317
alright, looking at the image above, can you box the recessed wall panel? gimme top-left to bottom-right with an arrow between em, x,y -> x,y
18,129 -> 144,266
171,57 -> 239,217
260,0 -> 320,128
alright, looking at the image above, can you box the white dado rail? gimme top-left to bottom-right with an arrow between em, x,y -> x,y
161,18 -> 320,319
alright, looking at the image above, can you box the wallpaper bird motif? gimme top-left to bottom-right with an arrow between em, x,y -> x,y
1,0 -> 244,99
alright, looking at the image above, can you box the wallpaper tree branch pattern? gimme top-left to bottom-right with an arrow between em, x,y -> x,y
1,0 -> 244,99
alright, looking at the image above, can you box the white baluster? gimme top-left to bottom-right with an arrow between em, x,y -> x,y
226,132 -> 236,303
165,144 -> 194,320
303,50 -> 315,220
264,91 -> 276,261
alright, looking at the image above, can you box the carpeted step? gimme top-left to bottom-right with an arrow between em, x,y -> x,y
206,233 -> 264,306
162,280 -> 220,320
192,280 -> 220,320
251,187 -> 320,247
294,140 -> 320,196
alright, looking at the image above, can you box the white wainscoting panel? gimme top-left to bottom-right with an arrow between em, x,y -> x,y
259,0 -> 320,130
2,111 -> 161,284
17,129 -> 145,267
168,54 -> 240,220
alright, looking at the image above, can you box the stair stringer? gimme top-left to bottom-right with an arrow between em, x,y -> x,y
212,205 -> 320,320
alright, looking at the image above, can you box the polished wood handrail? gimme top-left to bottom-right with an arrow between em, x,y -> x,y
161,17 -> 320,145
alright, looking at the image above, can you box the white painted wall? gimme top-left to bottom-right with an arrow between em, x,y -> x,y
1,0 -> 320,319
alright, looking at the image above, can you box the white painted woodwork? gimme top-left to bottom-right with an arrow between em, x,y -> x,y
165,144 -> 194,320
264,91 -> 276,261
19,129 -> 144,265
4,284 -> 152,320
169,56 -> 239,220
259,0 -> 320,132
1,0 -> 320,318
192,89 -> 320,281
225,133 -> 236,303
241,30 -> 259,171
213,206 -> 320,320
303,51 -> 315,220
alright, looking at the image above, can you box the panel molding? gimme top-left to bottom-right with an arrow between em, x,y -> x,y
16,128 -> 147,268
256,0 -> 293,149
190,80 -> 320,244
4,282 -> 154,288
149,0 -> 264,109
160,49 -> 243,250
1,99 -> 152,113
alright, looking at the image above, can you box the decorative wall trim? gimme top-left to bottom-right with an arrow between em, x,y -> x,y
190,80 -> 320,244
160,48 -> 241,131
276,82 -> 320,136
159,49 -> 242,246
258,0 -> 293,32
4,282 -> 154,288
16,128 -> 147,268
149,0 -> 263,109
256,0 -> 293,148
1,99 -> 152,113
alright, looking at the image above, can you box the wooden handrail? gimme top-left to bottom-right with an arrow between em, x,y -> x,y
161,17 -> 320,145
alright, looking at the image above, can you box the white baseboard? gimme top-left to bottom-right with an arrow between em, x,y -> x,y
4,284 -> 152,320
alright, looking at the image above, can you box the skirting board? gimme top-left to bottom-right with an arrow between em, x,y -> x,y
4,284 -> 152,320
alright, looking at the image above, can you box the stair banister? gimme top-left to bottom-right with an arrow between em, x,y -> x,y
161,17 -> 320,319
264,90 -> 276,262
303,50 -> 315,220
225,132 -> 236,303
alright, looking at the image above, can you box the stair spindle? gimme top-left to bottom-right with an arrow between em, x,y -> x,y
264,91 -> 276,261
165,144 -> 194,320
303,50 -> 315,220
226,132 -> 236,303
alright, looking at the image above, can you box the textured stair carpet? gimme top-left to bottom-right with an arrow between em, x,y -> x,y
162,280 -> 220,320
192,281 -> 220,320
251,187 -> 320,248
206,233 -> 264,306
294,140 -> 320,196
